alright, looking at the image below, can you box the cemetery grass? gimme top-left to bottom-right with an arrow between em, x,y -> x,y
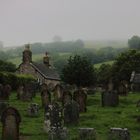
0,92 -> 140,140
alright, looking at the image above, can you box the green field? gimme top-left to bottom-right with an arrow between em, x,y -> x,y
9,54 -> 45,66
0,92 -> 140,140
94,60 -> 114,68
85,40 -> 128,49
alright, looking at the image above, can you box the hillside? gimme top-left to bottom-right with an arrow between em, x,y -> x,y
0,92 -> 140,140
85,40 -> 128,49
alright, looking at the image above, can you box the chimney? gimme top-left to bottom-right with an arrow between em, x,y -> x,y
43,52 -> 50,67
22,44 -> 32,63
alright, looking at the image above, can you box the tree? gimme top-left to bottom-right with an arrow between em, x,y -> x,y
128,35 -> 140,49
0,60 -> 16,72
111,49 -> 140,84
61,55 -> 96,87
53,35 -> 62,42
97,64 -> 112,86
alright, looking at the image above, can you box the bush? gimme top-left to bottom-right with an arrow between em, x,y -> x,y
0,72 -> 36,90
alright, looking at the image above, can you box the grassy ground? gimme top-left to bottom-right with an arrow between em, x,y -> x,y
94,60 -> 114,68
84,40 -> 127,49
0,92 -> 140,140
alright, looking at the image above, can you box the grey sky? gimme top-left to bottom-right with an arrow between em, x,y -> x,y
0,0 -> 140,46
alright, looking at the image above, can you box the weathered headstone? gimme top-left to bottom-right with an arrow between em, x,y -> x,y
0,84 -> 4,100
17,85 -> 24,100
78,128 -> 96,140
44,103 -> 63,132
136,100 -> 140,107
64,100 -> 79,125
41,88 -> 51,107
48,127 -> 68,140
18,84 -> 33,101
53,84 -> 64,102
62,90 -> 72,106
101,91 -> 119,107
0,101 -> 9,116
1,107 -> 21,140
0,84 -> 11,100
73,89 -> 87,112
118,81 -> 128,96
109,128 -> 131,140
27,103 -> 39,117
108,79 -> 114,92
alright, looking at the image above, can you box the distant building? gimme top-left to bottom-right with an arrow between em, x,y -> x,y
17,44 -> 60,87
130,71 -> 140,92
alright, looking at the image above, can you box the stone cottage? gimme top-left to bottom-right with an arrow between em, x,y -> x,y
130,71 -> 140,92
17,44 -> 60,87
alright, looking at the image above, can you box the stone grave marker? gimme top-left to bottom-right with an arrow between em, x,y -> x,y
64,100 -> 79,125
73,89 -> 87,112
48,127 -> 68,140
41,88 -> 51,107
18,83 -> 33,101
109,128 -> 131,140
78,128 -> 96,140
17,85 -> 24,100
0,84 -> 4,100
118,81 -> 128,96
101,91 -> 119,107
27,103 -> 39,117
44,103 -> 62,132
53,84 -> 64,102
0,84 -> 11,100
62,90 -> 72,106
0,101 -> 9,116
1,107 -> 21,140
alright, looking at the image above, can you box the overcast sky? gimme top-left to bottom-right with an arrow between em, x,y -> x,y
0,0 -> 140,46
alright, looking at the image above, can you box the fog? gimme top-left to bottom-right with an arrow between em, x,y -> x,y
0,0 -> 140,46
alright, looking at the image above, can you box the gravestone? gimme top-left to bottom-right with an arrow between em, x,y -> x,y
0,84 -> 4,100
78,128 -> 96,140
48,127 -> 68,140
1,107 -> 21,140
41,88 -> 51,107
118,81 -> 128,96
73,89 -> 87,112
18,84 -> 33,101
64,100 -> 79,125
44,103 -> 63,132
101,91 -> 119,107
17,85 -> 24,100
0,84 -> 11,100
0,101 -> 9,116
62,90 -> 72,106
136,100 -> 140,107
23,83 -> 33,101
109,128 -> 131,140
53,84 -> 64,102
27,103 -> 39,117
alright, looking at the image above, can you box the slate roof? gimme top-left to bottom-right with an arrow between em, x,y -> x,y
130,72 -> 140,84
31,62 -> 60,81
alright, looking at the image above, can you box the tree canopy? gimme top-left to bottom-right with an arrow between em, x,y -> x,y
111,49 -> 140,83
128,35 -> 140,50
0,60 -> 16,72
97,64 -> 112,86
61,55 -> 96,87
